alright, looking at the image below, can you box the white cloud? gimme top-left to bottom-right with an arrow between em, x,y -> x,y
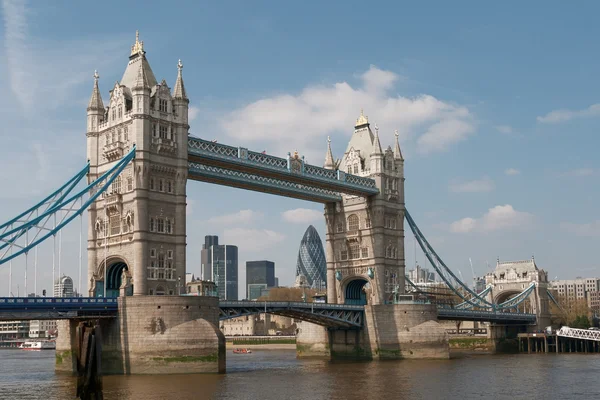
450,205 -> 534,233
560,221 -> 600,237
188,106 -> 200,122
222,228 -> 285,252
559,168 -> 595,177
219,65 -> 475,162
207,209 -> 263,225
505,168 -> 520,176
537,103 -> 600,124
281,208 -> 322,224
495,125 -> 513,134
449,177 -> 494,193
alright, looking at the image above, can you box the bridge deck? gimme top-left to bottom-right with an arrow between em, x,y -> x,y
0,297 -> 537,326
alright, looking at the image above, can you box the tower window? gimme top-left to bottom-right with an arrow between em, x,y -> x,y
167,250 -> 173,259
336,223 -> 344,233
347,214 -> 359,232
152,124 -> 158,138
157,218 -> 165,233
340,250 -> 348,261
124,127 -> 129,142
167,181 -> 173,193
118,106 -> 122,118
353,164 -> 358,174
159,179 -> 164,192
127,176 -> 133,192
159,125 -> 168,139
159,99 -> 168,113
149,178 -> 154,191
361,247 -> 369,258
349,242 -> 360,259
166,219 -> 172,234
150,248 -> 156,258
150,218 -> 155,232
112,109 -> 116,120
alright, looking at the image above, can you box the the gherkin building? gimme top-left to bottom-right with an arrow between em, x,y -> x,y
295,225 -> 326,289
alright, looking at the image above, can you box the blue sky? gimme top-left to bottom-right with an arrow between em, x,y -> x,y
1,0 -> 599,297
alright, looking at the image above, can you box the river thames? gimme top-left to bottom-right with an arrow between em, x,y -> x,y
1,349 -> 599,399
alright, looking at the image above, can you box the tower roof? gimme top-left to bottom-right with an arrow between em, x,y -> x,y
133,56 -> 150,89
120,31 -> 157,90
87,70 -> 104,111
173,59 -> 188,99
339,109 -> 375,172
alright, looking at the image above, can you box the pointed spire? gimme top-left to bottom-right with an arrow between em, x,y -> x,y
371,123 -> 383,155
173,59 -> 188,99
131,30 -> 145,56
133,58 -> 149,90
355,108 -> 369,128
87,70 -> 104,111
324,136 -> 335,169
394,129 -> 403,160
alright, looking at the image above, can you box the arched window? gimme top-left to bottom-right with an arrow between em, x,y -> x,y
347,214 -> 359,231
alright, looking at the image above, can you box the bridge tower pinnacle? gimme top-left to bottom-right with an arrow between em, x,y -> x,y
325,111 -> 405,305
86,32 -> 189,298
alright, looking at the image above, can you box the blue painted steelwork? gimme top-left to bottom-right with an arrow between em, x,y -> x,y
0,297 -> 118,321
455,285 -> 493,309
219,300 -> 364,328
188,162 -> 342,203
547,289 -> 565,313
345,279 -> 368,305
0,147 -> 136,265
188,137 -> 379,198
405,209 -> 495,309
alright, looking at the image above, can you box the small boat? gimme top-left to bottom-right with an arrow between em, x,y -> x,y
232,348 -> 252,354
19,340 -> 56,350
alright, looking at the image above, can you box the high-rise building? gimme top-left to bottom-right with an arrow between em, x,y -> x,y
550,277 -> 600,301
407,265 -> 435,284
295,225 -> 326,290
200,235 -> 238,300
246,260 -> 275,300
54,275 -> 74,297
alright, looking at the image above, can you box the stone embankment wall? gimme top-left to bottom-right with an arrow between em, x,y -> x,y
56,296 -> 225,374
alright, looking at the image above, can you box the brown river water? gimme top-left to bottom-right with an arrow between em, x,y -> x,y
0,349 -> 599,399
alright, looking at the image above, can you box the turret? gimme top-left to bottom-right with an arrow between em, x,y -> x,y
172,59 -> 189,123
131,35 -> 151,115
324,136 -> 335,169
369,123 -> 384,173
393,129 -> 404,177
87,70 -> 104,133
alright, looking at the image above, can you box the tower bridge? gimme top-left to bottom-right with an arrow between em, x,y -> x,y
0,32 -> 550,375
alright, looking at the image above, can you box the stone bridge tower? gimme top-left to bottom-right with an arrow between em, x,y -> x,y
485,257 -> 552,329
324,111 -> 405,305
85,32 -> 189,297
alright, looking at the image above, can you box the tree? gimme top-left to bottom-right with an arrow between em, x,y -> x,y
257,287 -> 318,302
550,295 -> 591,328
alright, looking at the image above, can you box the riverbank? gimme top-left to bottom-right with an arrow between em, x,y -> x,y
226,342 -> 296,350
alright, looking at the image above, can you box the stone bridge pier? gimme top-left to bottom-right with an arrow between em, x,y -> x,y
56,296 -> 225,374
297,304 -> 448,360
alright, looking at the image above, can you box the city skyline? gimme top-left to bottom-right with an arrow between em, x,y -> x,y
1,2 -> 600,297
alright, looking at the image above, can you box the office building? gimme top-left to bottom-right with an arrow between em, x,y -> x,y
550,278 -> 600,301
54,275 -> 74,297
246,260 -> 275,299
407,265 -> 435,284
295,225 -> 326,289
200,235 -> 238,300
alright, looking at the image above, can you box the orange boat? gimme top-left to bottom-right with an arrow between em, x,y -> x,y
232,348 -> 252,354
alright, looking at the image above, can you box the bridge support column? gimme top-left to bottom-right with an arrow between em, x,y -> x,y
296,303 -> 448,360
56,296 -> 225,375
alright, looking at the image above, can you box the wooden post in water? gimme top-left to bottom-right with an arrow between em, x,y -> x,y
76,320 -> 103,400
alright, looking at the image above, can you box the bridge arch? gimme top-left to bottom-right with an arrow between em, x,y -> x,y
343,277 -> 371,305
494,289 -> 534,314
93,256 -> 132,298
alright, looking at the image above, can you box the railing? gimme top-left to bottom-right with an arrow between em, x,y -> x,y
187,137 -> 378,194
557,326 -> 600,341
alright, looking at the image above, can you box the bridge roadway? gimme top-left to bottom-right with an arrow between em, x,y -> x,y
0,297 -> 537,326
